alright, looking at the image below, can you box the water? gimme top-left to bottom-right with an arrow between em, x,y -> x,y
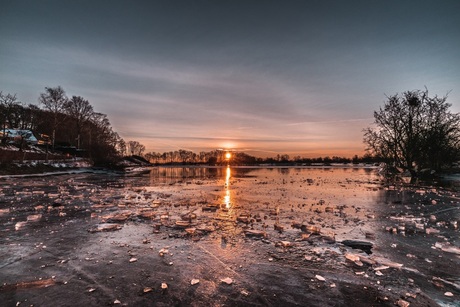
1,166 -> 459,306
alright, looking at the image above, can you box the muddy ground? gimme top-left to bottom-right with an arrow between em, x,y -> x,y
0,167 -> 459,306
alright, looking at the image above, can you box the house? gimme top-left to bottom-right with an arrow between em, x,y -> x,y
0,129 -> 38,145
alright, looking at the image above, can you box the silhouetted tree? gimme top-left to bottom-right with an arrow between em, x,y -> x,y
64,96 -> 94,149
128,140 -> 145,156
117,138 -> 127,156
363,89 -> 460,174
38,86 -> 68,149
87,112 -> 121,163
18,104 -> 41,130
0,92 -> 21,140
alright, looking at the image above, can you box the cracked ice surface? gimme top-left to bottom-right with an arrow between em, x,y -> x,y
0,166 -> 459,306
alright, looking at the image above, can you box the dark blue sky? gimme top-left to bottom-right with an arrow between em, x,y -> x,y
1,0 -> 459,157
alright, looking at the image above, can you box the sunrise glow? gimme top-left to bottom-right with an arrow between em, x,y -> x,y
1,1 -> 458,159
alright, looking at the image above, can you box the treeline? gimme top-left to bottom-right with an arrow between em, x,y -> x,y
143,149 -> 379,165
0,87 -> 125,164
144,150 -> 256,165
1,86 -> 384,167
262,154 -> 380,165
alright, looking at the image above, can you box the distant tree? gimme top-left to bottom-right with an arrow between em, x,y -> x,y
178,149 -> 194,163
352,155 -> 359,164
144,152 -> 161,164
38,86 -> 68,149
0,92 -> 22,139
161,152 -> 167,163
280,154 -> 290,162
117,138 -> 127,156
314,157 -> 323,163
18,104 -> 41,130
233,152 -> 257,164
144,152 -> 154,163
361,153 -> 378,164
64,96 -> 94,149
128,140 -> 145,156
88,112 -> 121,163
207,156 -> 217,165
363,89 -> 460,174
198,151 -> 207,163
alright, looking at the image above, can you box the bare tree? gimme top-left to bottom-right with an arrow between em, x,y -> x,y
144,152 -> 163,163
116,136 -> 127,156
363,89 -> 460,175
64,96 -> 94,149
38,86 -> 68,149
179,149 -> 194,164
86,112 -> 121,163
0,92 -> 22,142
128,140 -> 145,156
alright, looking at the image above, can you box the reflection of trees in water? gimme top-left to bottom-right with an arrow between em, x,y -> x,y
362,168 -> 374,174
278,168 -> 290,175
146,166 -> 381,185
230,168 -> 258,178
149,167 -> 219,183
148,167 -> 259,184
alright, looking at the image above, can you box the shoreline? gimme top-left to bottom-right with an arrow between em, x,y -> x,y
0,162 -> 380,176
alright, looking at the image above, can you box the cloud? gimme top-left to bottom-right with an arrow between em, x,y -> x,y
0,41 -> 373,157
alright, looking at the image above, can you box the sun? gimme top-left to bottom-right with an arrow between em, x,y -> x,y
225,152 -> 232,160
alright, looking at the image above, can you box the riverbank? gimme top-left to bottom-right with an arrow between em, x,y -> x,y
0,160 -> 94,176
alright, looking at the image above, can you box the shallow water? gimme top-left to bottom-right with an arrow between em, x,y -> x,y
1,166 -> 459,306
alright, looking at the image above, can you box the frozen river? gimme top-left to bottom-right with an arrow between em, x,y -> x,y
0,166 -> 459,306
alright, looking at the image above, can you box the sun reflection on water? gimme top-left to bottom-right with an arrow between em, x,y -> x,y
224,166 -> 231,209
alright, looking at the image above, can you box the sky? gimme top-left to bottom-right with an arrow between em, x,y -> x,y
1,0 -> 459,158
